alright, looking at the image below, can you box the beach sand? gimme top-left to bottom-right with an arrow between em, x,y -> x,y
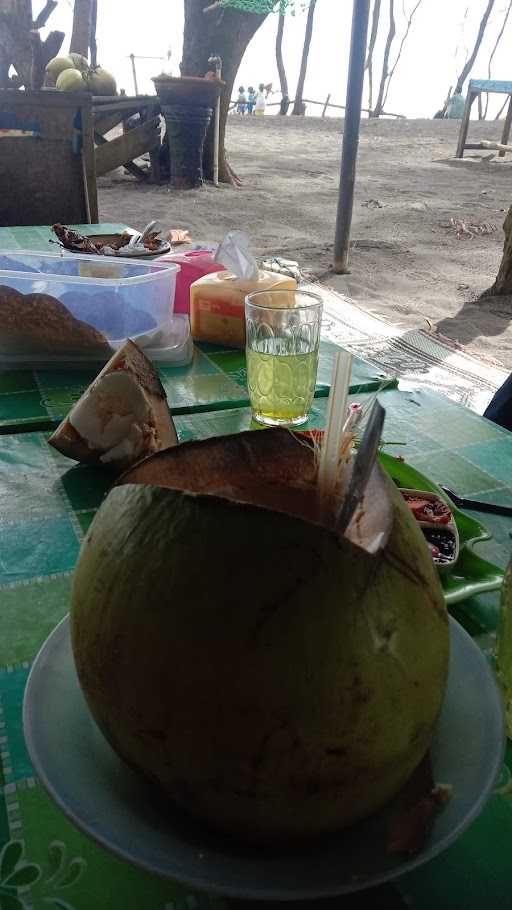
98,114 -> 512,369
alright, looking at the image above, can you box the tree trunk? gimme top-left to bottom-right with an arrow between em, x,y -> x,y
484,206 -> 512,296
275,12 -> 289,114
381,0 -> 422,112
181,0 -> 268,184
89,0 -> 97,66
30,26 -> 64,88
370,0 -> 395,117
483,0 -> 512,118
0,0 -> 61,88
365,0 -> 381,112
70,0 -> 92,58
454,0 -> 495,96
292,0 -> 317,115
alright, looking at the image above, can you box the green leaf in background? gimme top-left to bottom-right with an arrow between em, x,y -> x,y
0,844 -> 23,884
2,865 -> 41,889
0,891 -> 26,910
43,899 -> 76,910
45,843 -> 66,885
53,858 -> 86,890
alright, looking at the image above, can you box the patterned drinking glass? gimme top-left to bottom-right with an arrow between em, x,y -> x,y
245,289 -> 323,427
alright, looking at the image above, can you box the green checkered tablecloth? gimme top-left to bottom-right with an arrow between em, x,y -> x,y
0,225 -> 392,433
0,340 -> 391,434
1,387 -> 512,910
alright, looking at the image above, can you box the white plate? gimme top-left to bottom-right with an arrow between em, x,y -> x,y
23,617 -> 505,900
115,240 -> 171,258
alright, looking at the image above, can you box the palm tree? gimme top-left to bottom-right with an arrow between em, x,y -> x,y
70,0 -> 93,57
275,5 -> 290,114
181,0 -> 269,183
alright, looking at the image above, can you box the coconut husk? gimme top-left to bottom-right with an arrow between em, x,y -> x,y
49,339 -> 177,470
0,286 -> 110,355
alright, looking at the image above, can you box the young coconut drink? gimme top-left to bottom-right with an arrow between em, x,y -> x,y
71,388 -> 449,843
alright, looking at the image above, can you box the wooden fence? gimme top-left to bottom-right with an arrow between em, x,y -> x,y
230,94 -> 405,119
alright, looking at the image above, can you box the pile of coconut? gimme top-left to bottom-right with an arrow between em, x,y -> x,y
45,54 -> 117,95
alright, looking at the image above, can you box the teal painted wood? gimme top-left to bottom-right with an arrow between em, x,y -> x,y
469,79 -> 512,95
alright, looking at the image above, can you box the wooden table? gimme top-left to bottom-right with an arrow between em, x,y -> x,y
0,226 -> 512,910
0,90 -> 98,225
456,79 -> 512,158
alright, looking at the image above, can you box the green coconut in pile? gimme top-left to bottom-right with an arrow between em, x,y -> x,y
71,380 -> 449,843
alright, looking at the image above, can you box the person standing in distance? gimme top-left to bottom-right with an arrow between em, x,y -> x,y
236,86 -> 247,115
255,83 -> 266,116
247,86 -> 256,115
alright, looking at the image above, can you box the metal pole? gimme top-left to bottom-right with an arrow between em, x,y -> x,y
333,0 -> 371,274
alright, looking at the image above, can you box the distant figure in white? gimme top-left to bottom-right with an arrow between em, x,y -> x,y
255,83 -> 266,116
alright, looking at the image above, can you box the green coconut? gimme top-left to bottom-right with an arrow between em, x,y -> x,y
56,68 -> 86,92
68,52 -> 89,73
87,65 -> 117,96
45,55 -> 74,85
71,429 -> 449,842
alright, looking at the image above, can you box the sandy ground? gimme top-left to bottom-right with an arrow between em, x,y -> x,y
98,115 -> 512,369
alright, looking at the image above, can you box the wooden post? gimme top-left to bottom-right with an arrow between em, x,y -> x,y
81,100 -> 98,222
144,102 -> 162,184
499,95 -> 512,156
477,92 -> 483,120
208,55 -> 222,187
129,53 -> 138,96
334,0 -> 371,274
322,92 -> 331,117
455,89 -> 476,158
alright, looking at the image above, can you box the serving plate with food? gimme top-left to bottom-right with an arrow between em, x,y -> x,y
381,453 -> 504,604
51,223 -> 171,257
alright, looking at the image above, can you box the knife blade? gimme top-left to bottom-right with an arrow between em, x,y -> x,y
336,400 -> 386,534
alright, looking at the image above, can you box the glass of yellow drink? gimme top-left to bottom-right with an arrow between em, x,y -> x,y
245,289 -> 323,427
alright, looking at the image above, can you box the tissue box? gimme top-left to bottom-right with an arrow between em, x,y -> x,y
190,270 -> 297,348
158,249 -> 224,314
0,250 -> 192,368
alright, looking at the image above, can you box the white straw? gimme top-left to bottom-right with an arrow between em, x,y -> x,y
317,350 -> 352,519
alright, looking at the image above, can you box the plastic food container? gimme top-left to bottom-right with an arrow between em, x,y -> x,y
190,269 -> 298,348
159,249 -> 224,314
0,250 -> 192,368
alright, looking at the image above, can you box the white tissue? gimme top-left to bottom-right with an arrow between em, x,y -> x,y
214,230 -> 259,281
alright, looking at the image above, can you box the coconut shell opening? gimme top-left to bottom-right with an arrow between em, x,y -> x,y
117,429 -> 392,552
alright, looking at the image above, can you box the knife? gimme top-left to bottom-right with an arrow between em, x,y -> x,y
336,400 -> 386,534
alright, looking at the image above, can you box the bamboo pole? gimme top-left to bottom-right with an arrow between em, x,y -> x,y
259,97 -> 405,117
322,93 -> 331,117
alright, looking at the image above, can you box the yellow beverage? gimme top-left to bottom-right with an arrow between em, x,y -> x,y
246,346 -> 319,426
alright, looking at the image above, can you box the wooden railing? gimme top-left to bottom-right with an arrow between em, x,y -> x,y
230,94 -> 405,119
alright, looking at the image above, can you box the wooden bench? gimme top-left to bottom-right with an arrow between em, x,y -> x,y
93,94 -> 162,183
456,79 -> 512,158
